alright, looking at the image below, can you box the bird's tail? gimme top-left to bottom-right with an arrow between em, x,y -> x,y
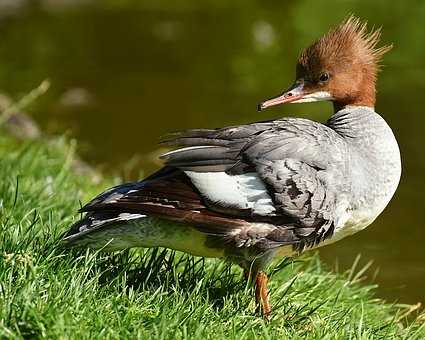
62,211 -> 225,258
62,211 -> 151,251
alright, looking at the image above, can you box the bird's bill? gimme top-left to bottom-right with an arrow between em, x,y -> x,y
258,81 -> 333,111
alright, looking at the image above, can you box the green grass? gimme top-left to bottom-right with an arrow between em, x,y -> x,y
0,133 -> 424,339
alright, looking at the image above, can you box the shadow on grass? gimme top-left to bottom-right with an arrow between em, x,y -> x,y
68,247 -> 253,312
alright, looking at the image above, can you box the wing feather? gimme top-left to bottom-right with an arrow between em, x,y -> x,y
160,118 -> 349,248
69,118 -> 348,251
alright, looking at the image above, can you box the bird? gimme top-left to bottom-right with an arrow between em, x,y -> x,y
63,16 -> 401,319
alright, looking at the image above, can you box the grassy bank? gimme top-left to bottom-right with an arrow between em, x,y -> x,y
0,133 -> 424,339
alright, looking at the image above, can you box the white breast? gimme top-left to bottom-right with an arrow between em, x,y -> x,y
322,207 -> 378,247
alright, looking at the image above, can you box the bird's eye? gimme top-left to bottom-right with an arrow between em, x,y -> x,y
319,73 -> 330,82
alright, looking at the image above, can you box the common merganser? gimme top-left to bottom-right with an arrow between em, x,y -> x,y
63,16 -> 401,319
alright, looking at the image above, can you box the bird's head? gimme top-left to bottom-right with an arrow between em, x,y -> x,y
258,16 -> 392,112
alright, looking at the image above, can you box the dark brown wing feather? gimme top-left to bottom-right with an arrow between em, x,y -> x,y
80,167 -> 247,234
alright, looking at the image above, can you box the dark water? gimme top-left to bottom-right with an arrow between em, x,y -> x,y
1,1 -> 424,305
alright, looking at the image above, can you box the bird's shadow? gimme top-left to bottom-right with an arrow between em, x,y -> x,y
92,248 -> 249,311
64,246 -> 297,316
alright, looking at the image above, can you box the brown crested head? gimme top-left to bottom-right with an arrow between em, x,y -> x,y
259,16 -> 392,112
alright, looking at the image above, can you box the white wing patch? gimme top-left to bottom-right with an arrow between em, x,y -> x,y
185,171 -> 276,215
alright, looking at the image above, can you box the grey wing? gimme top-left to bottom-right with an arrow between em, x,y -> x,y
162,118 -> 346,171
256,159 -> 339,250
161,118 -> 349,249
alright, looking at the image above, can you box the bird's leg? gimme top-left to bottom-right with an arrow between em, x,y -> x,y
255,271 -> 271,320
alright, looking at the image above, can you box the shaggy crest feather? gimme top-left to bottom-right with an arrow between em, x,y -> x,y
298,16 -> 392,76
